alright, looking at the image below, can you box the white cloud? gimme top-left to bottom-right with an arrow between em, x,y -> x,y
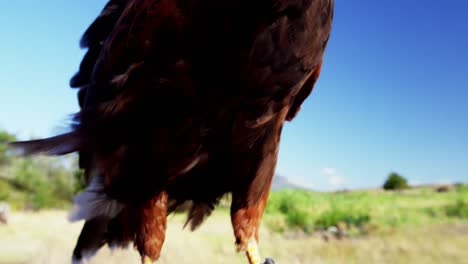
321,167 -> 347,187
321,167 -> 336,176
328,175 -> 346,186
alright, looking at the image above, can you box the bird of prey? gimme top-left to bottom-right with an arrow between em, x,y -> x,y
12,0 -> 333,263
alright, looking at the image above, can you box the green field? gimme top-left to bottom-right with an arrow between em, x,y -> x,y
1,185 -> 467,264
264,184 -> 468,235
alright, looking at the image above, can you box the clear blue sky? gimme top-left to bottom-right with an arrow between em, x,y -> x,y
1,1 -> 467,190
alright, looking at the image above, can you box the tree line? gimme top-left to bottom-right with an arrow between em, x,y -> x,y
0,130 -> 84,209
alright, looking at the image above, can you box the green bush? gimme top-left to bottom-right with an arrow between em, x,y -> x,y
73,169 -> 86,194
266,183 -> 468,235
383,172 -> 409,190
29,181 -> 56,209
445,200 -> 468,219
315,209 -> 370,229
265,190 -> 316,233
455,183 -> 468,193
0,131 -> 16,167
1,132 -> 79,210
11,158 -> 72,209
285,209 -> 314,232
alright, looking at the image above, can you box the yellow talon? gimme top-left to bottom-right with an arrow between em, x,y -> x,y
246,239 -> 262,264
142,255 -> 153,264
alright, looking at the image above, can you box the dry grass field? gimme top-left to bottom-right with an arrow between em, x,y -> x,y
1,210 -> 467,264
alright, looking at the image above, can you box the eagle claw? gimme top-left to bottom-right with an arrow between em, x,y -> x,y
263,258 -> 276,264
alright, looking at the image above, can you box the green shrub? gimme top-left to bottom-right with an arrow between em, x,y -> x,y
278,195 -> 294,214
0,130 -> 97,209
383,172 -> 409,190
265,184 -> 468,236
73,169 -> 86,194
266,189 -> 319,214
0,131 -> 16,167
455,183 -> 468,193
445,200 -> 468,219
0,190 -> 9,201
5,154 -> 77,210
285,209 -> 314,233
265,190 -> 317,233
29,181 -> 56,209
315,209 -> 370,229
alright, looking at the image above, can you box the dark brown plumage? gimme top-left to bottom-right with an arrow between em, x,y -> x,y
11,0 -> 333,263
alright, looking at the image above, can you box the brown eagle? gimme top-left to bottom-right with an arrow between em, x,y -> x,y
12,0 -> 333,263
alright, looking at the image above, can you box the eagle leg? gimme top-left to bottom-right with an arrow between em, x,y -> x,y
230,107 -> 287,264
135,191 -> 169,264
231,188 -> 271,264
246,238 -> 262,264
142,256 -> 154,264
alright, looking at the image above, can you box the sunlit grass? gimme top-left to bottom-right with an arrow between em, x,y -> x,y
265,185 -> 468,233
0,210 -> 467,264
1,185 -> 467,263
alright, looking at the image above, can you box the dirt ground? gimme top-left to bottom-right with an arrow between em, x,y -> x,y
0,210 -> 467,264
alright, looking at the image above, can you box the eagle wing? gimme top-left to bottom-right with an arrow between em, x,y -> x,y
70,0 -> 129,181
12,0 -> 333,200
10,0 -> 334,262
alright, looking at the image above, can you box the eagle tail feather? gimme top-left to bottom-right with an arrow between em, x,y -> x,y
8,132 -> 81,156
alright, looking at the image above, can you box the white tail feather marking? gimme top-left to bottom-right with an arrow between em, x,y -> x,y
69,176 -> 124,222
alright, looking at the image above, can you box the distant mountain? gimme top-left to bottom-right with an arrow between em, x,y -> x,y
271,175 -> 302,191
